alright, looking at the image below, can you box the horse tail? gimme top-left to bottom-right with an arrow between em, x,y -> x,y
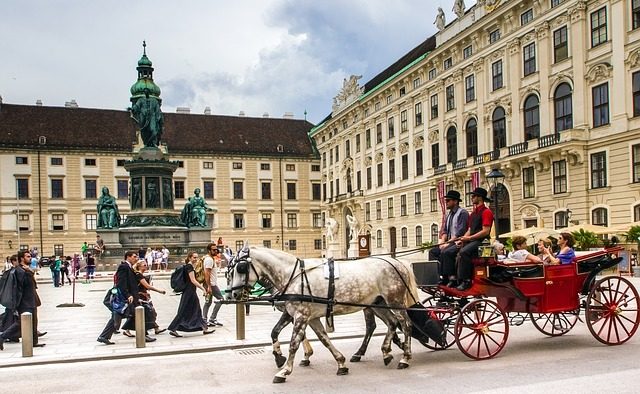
399,260 -> 420,308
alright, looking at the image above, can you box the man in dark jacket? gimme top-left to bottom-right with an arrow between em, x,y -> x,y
97,251 -> 140,345
0,250 -> 44,350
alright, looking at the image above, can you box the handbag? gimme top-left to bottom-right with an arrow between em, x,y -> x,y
104,287 -> 128,315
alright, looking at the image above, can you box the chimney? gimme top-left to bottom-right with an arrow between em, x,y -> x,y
36,99 -> 43,106
283,112 -> 294,119
204,106 -> 211,115
262,112 -> 269,118
65,99 -> 78,108
238,111 -> 245,117
176,107 -> 191,114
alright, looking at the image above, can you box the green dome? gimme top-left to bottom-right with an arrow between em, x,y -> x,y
138,53 -> 152,67
130,79 -> 161,99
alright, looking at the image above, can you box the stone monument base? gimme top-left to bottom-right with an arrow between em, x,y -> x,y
326,242 -> 341,259
347,243 -> 359,258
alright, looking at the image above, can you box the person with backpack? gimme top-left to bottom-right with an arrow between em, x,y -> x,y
202,243 -> 224,327
0,250 -> 45,350
167,251 -> 215,337
97,250 -> 141,345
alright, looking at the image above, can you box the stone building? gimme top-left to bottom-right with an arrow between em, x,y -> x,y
0,52 -> 321,259
310,0 -> 640,258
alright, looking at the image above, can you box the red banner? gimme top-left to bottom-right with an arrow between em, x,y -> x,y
471,170 -> 480,190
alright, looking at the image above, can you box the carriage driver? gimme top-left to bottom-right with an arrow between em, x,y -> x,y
428,190 -> 469,286
448,187 -> 494,291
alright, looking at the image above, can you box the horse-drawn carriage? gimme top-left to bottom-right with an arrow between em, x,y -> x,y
412,246 -> 640,359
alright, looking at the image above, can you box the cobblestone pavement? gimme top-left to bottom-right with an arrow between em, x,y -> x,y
0,271 -> 386,367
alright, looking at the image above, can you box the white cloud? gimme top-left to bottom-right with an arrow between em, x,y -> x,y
0,0 -> 476,123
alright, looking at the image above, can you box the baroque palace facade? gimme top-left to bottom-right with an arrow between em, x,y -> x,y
311,0 -> 640,259
0,54 -> 321,259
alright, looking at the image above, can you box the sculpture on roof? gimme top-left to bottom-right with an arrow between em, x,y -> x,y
453,0 -> 465,19
332,75 -> 364,112
435,7 -> 446,31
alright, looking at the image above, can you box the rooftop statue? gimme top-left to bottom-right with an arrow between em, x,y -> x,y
453,0 -> 465,19
97,186 -> 121,229
435,7 -> 446,31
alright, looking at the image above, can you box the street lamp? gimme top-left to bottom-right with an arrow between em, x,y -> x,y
486,168 -> 505,237
566,208 -> 572,227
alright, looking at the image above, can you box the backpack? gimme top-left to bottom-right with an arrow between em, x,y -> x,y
170,265 -> 188,293
194,257 -> 206,285
0,269 -> 17,310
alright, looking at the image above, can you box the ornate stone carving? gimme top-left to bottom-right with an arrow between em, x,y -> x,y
332,75 -> 364,114
586,63 -> 613,84
568,1 -> 587,22
453,70 -> 463,83
413,135 -> 424,148
535,21 -> 550,39
386,147 -> 396,157
473,57 -> 485,72
520,84 -> 540,99
484,97 -> 512,122
364,156 -> 372,166
399,142 -> 409,154
489,49 -> 504,61
375,152 -> 384,163
521,205 -> 538,218
626,48 -> 640,69
428,129 -> 439,143
552,14 -> 568,28
508,38 -> 521,55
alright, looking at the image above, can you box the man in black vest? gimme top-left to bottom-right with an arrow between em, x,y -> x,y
453,187 -> 494,291
429,190 -> 469,285
97,251 -> 140,345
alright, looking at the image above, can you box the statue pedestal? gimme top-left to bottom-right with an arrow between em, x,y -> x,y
326,242 -> 340,259
347,242 -> 359,258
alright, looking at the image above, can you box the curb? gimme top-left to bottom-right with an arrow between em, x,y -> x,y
0,332 -> 384,369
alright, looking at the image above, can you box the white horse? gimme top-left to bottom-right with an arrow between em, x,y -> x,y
227,245 -> 420,383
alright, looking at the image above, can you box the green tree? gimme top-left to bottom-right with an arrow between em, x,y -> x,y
571,229 -> 599,251
624,225 -> 640,249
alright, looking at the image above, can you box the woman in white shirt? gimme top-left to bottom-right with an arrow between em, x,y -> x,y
507,236 -> 543,263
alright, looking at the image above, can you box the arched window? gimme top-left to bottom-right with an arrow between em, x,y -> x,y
523,95 -> 540,141
376,229 -> 383,248
592,208 -> 608,226
635,204 -> 640,222
466,118 -> 478,157
430,224 -> 439,243
415,225 -> 423,246
401,227 -> 408,247
554,83 -> 573,132
492,107 -> 506,150
446,126 -> 457,164
554,211 -> 568,229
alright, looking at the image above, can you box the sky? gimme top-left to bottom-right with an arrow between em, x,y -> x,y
0,0 -> 476,125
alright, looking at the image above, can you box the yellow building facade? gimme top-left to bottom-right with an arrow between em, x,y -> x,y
311,0 -> 640,259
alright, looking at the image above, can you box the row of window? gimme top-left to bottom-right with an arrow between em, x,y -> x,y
16,178 -> 323,201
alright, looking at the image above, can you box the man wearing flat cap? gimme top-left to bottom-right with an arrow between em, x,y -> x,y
451,187 -> 494,291
429,190 -> 469,285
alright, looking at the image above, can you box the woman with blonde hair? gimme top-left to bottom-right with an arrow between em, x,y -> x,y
168,252 -> 215,337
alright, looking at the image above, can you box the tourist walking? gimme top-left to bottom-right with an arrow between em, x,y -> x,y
60,258 -> 71,286
86,253 -> 96,281
97,251 -> 139,345
122,260 -> 166,339
203,243 -> 224,327
168,252 -> 215,337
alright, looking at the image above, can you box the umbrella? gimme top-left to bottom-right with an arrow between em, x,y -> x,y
561,223 -> 617,235
609,221 -> 640,234
500,226 -> 560,245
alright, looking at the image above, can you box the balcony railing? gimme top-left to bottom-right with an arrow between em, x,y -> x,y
474,149 -> 501,165
453,159 -> 467,170
434,164 -> 447,175
508,141 -> 528,156
538,133 -> 561,148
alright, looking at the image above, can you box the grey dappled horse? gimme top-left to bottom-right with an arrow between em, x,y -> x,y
227,245 -> 419,383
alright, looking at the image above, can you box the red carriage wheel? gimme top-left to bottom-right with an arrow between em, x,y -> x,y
586,276 -> 640,345
454,299 -> 509,360
529,310 -> 579,337
421,296 -> 458,350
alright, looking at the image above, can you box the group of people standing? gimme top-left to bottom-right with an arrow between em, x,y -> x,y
97,242 -> 224,345
137,246 -> 169,271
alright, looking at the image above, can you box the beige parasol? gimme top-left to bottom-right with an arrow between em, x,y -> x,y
500,226 -> 560,245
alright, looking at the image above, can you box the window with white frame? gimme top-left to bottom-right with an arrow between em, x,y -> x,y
86,214 -> 97,230
553,160 -> 567,194
52,213 -> 65,231
261,213 -> 272,228
376,230 -> 383,248
414,191 -> 422,214
590,7 -> 607,47
401,227 -> 408,247
591,152 -> 607,189
415,225 -> 423,246
234,213 -> 244,229
592,208 -> 608,226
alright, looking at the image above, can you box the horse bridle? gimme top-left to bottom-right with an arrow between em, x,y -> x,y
226,249 -> 260,299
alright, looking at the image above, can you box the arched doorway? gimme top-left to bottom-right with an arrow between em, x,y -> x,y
490,184 -> 511,237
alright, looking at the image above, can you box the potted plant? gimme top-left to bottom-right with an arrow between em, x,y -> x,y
623,226 -> 640,277
571,229 -> 599,251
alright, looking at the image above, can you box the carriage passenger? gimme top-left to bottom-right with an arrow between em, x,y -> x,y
541,232 -> 575,265
449,187 -> 494,291
428,190 -> 469,285
506,236 -> 543,263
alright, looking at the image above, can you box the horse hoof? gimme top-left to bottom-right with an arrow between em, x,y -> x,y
299,360 -> 311,367
383,356 -> 393,366
397,362 -> 409,370
275,355 -> 287,368
336,367 -> 349,375
273,376 -> 286,384
350,355 -> 362,363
